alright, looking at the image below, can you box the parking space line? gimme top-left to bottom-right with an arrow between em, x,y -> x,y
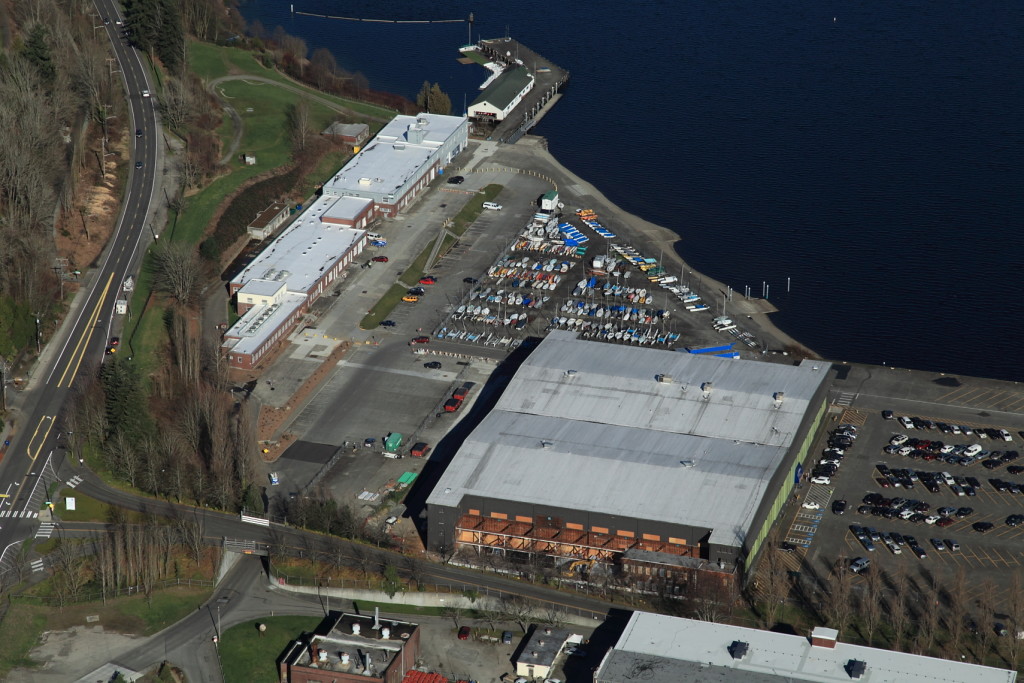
990,547 -> 1012,566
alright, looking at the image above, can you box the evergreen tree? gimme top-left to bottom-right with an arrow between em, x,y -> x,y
100,356 -> 151,439
415,80 -> 431,111
428,83 -> 452,115
22,25 -> 55,84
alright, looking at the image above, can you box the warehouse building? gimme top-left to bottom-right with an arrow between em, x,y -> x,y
595,611 -> 1017,683
321,113 -> 468,218
426,331 -> 831,584
221,112 -> 467,370
469,66 -> 535,121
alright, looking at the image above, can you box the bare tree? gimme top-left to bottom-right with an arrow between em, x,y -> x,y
824,557 -> 854,637
888,565 -> 910,651
758,545 -> 791,629
859,563 -> 884,646
286,98 -> 314,153
975,580 -> 998,664
1006,573 -> 1024,669
152,242 -> 201,306
918,577 -> 941,655
51,537 -> 89,607
174,513 -> 205,570
441,605 -> 465,628
945,567 -> 969,659
500,596 -> 536,633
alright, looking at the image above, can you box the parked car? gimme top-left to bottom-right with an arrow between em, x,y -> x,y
447,175 -> 465,185
409,336 -> 430,345
424,361 -> 442,369
810,476 -> 831,485
802,500 -> 822,509
410,442 -> 431,457
882,410 -> 895,420
269,472 -> 280,485
380,320 -> 397,327
482,201 -> 503,210
457,626 -> 471,640
463,277 -> 479,284
973,522 -> 995,533
832,499 -> 848,515
372,256 -> 389,262
779,542 -> 797,552
502,631 -> 513,645
401,295 -> 419,303
419,276 -> 437,284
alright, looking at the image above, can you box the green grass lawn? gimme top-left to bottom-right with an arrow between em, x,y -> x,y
57,491 -> 113,522
0,604 -> 46,678
220,616 -> 324,683
296,147 -> 352,198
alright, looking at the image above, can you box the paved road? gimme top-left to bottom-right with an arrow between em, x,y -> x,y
0,0 -> 160,575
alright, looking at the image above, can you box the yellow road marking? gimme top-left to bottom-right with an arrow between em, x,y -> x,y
58,273 -> 114,388
26,415 -> 55,462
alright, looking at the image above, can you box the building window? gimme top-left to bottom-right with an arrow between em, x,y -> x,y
642,533 -> 660,541
592,526 -> 608,534
515,515 -> 531,523
565,523 -> 583,531
490,512 -> 507,520
468,509 -> 480,516
669,537 -> 687,545
616,530 -> 635,538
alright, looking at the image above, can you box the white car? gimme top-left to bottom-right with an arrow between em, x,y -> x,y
802,500 -> 822,510
964,444 -> 983,457
142,89 -> 151,98
898,416 -> 914,428
999,429 -> 1013,442
482,201 -> 503,210
810,476 -> 831,485
890,434 -> 909,446
269,472 -> 280,485
924,515 -> 941,525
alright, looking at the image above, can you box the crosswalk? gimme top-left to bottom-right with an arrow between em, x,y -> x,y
30,559 -> 45,573
835,392 -> 857,407
66,475 -> 83,488
0,510 -> 38,518
35,523 -> 56,539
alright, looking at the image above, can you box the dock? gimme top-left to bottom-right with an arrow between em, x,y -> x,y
463,37 -> 569,144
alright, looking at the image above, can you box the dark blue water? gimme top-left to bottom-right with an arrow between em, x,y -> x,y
239,1 -> 1024,381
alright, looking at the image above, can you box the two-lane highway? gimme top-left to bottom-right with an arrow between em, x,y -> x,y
0,0 -> 161,567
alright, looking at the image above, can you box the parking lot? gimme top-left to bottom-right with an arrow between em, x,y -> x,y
780,374 -> 1024,600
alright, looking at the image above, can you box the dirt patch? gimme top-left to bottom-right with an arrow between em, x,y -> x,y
55,122 -> 129,276
244,341 -> 352,459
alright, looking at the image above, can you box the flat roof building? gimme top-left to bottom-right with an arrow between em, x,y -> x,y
426,331 -> 831,582
279,612 -> 421,683
247,201 -> 290,240
322,113 -> 468,217
595,612 -> 1017,683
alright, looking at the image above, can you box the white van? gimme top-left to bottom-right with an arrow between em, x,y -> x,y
367,232 -> 384,240
482,202 -> 503,211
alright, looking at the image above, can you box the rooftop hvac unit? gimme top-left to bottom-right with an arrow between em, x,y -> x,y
564,369 -> 577,377
774,391 -> 785,403
846,660 -> 867,679
701,381 -> 713,397
728,641 -> 749,660
656,374 -> 673,384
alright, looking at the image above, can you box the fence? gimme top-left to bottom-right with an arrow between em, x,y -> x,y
271,571 -> 607,621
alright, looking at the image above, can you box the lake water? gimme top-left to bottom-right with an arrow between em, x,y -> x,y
239,0 -> 1024,381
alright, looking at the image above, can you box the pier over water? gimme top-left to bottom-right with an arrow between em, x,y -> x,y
464,37 -> 569,143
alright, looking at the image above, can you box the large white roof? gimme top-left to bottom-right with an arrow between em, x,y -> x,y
598,612 -> 1017,683
322,113 -> 465,199
230,194 -> 366,295
428,331 -> 830,545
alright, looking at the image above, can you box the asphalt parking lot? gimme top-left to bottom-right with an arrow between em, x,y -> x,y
780,368 -> 1024,601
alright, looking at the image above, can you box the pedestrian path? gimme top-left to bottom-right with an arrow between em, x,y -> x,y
30,559 -> 45,573
66,475 -> 83,488
36,522 -> 56,539
0,509 -> 39,518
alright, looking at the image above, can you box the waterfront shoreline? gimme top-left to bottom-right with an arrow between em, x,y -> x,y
512,136 -> 820,361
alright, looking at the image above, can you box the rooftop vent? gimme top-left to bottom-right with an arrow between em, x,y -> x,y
564,369 -> 577,377
846,660 -> 867,679
679,460 -> 696,468
352,623 -> 361,636
728,641 -> 749,660
358,177 -> 372,186
656,374 -> 673,384
701,381 -> 713,398
540,440 -> 553,450
773,391 -> 785,403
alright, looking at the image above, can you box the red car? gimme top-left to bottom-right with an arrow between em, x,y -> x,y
372,256 -> 389,262
409,336 -> 430,345
418,276 -> 437,285
457,626 -> 471,640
